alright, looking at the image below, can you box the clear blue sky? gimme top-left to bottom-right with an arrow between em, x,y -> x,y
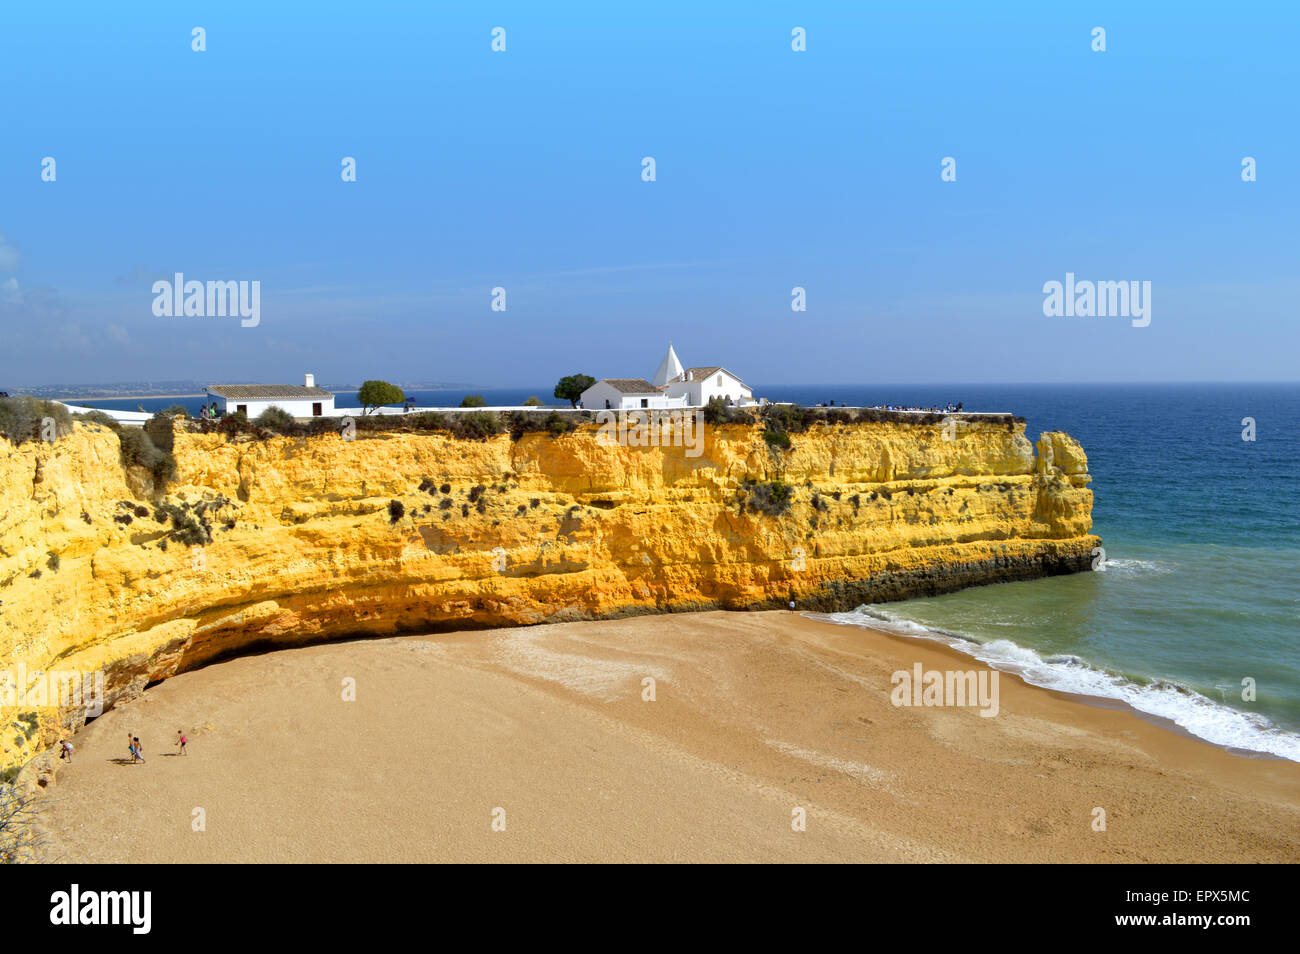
2,1 -> 1296,387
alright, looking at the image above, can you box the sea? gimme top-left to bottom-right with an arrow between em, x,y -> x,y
72,382 -> 1300,760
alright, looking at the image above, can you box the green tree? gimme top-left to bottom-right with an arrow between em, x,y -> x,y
357,380 -> 405,415
553,374 -> 595,408
460,394 -> 486,408
522,395 -> 545,407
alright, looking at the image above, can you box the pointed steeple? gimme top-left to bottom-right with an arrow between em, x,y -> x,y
652,342 -> 684,387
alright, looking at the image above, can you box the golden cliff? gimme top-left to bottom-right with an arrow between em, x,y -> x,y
1,416 -> 1096,773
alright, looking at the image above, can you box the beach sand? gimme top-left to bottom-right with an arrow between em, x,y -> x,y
34,611 -> 1300,863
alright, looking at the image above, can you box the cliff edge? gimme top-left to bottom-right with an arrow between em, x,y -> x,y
1,415 -> 1097,773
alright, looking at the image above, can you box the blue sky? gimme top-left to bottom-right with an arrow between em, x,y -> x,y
2,1 -> 1296,388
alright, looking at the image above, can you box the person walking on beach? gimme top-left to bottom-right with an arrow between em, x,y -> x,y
176,730 -> 187,756
127,732 -> 137,763
133,736 -> 146,763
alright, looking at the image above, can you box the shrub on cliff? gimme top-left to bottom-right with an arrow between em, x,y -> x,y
305,416 -> 343,438
407,412 -> 446,431
758,403 -> 817,452
736,479 -> 793,517
0,396 -> 73,445
523,396 -> 545,407
117,427 -> 177,489
0,783 -> 46,862
543,411 -> 574,436
157,501 -> 211,546
144,412 -> 175,453
255,405 -> 296,432
702,397 -> 735,426
504,411 -> 531,441
761,428 -> 792,449
760,403 -> 813,434
388,500 -> 405,524
504,409 -> 586,440
218,409 -> 251,437
453,412 -> 503,440
460,394 -> 486,408
73,409 -> 121,431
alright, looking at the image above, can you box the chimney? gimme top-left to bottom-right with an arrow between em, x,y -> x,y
304,373 -> 315,388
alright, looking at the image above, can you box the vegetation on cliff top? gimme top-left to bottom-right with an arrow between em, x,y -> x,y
0,396 -> 73,444
118,414 -> 178,490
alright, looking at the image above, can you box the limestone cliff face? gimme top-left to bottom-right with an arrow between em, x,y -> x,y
1,417 -> 1096,772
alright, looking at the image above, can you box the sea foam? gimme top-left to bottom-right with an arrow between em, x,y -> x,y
823,605 -> 1300,763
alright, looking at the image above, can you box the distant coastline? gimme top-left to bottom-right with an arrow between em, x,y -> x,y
56,393 -> 205,402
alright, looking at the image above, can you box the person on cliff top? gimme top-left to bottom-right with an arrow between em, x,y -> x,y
176,730 -> 187,756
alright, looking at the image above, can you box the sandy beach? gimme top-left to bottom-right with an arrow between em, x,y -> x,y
32,611 -> 1300,863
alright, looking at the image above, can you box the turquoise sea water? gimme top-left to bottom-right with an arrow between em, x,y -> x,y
75,383 -> 1299,759
792,383 -> 1299,762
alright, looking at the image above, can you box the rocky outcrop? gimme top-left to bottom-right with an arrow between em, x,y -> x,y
0,416 -> 1097,773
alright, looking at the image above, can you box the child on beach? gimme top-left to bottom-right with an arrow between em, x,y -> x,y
59,740 -> 73,763
133,736 -> 145,763
176,730 -> 187,756
128,732 -> 136,762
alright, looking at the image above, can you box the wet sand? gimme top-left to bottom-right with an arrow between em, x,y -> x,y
34,611 -> 1300,863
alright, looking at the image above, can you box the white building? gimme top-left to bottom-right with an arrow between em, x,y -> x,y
652,343 -> 685,387
206,373 -> 335,418
663,365 -> 754,407
580,378 -> 687,411
582,345 -> 757,410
